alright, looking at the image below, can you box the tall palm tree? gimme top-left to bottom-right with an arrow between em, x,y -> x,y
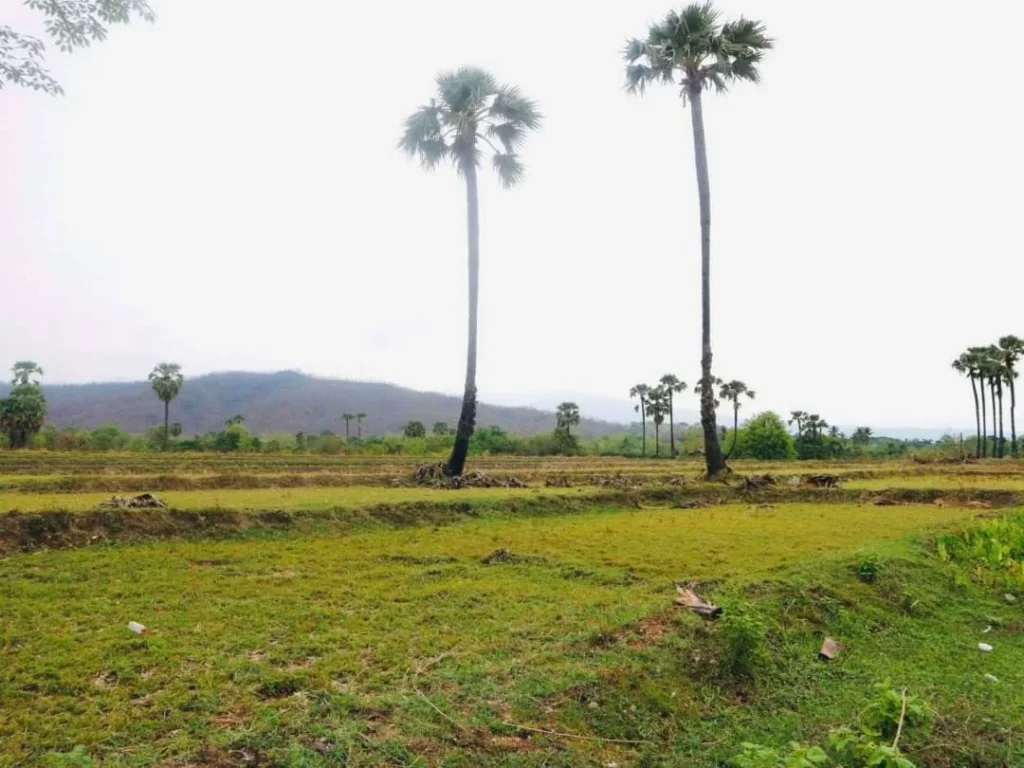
625,3 -> 772,478
788,410 -> 807,439
355,412 -> 367,440
999,336 -> 1023,457
555,402 -> 581,438
852,426 -> 873,446
401,68 -> 541,477
718,380 -> 754,459
630,384 -> 651,456
953,352 -> 982,457
341,412 -> 355,440
659,374 -> 687,457
647,386 -> 670,457
968,346 -> 991,457
148,362 -> 184,451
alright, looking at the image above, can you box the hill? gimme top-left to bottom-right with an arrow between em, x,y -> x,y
0,371 -> 630,438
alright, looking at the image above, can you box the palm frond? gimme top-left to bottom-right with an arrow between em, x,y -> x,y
398,102 -> 452,168
487,121 -> 527,152
437,67 -> 498,114
492,152 -> 525,189
488,85 -> 542,130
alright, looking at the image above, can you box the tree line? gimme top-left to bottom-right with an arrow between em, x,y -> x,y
952,337 -> 1021,458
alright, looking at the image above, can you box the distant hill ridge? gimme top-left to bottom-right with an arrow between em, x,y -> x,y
0,371 -> 628,437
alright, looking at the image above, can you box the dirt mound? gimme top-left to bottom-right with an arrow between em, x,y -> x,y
544,476 -> 571,488
744,474 -> 778,490
587,473 -> 635,489
414,464 -> 526,490
806,474 -> 842,488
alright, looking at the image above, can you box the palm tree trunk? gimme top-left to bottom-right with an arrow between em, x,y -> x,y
640,401 -> 647,457
446,159 -> 480,477
726,402 -> 739,459
655,422 -> 660,457
344,421 -> 349,440
990,379 -> 998,459
163,400 -> 170,452
688,87 -> 727,477
997,378 -> 1005,458
980,378 -> 988,457
970,375 -> 981,458
668,393 -> 676,458
1010,374 -> 1018,458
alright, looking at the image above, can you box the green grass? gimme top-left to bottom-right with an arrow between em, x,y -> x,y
0,485 -> 575,513
845,474 -> 1024,491
2,501 -> 1019,766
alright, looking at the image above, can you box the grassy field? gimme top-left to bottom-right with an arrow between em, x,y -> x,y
1,453 -> 1023,766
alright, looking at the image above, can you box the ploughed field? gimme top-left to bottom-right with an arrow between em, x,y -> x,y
1,453 -> 1023,766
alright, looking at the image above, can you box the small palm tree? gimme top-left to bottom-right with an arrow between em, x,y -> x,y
647,386 -> 670,457
341,412 -> 355,440
788,410 -> 807,439
659,374 -> 687,457
625,2 -> 772,478
952,352 -> 983,457
555,402 -> 581,438
630,384 -> 651,456
401,67 -> 541,477
355,412 -> 367,440
999,336 -> 1023,457
148,363 -> 184,451
852,427 -> 873,446
718,380 -> 754,459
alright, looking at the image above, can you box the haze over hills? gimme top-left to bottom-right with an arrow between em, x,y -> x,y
0,371 -> 631,437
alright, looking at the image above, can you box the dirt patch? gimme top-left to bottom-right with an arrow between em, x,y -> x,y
628,613 -> 676,648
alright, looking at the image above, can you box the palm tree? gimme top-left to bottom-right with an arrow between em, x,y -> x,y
718,380 -> 754,459
355,412 -> 367,440
630,384 -> 651,456
789,410 -> 807,439
999,336 -> 1023,457
148,363 -> 184,451
401,68 -> 541,477
952,352 -> 982,457
852,426 -> 873,447
11,361 -> 43,387
625,3 -> 772,478
341,412 -> 355,440
555,402 -> 581,438
659,374 -> 687,457
647,386 -> 670,457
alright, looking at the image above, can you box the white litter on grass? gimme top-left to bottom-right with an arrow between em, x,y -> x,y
127,621 -> 148,635
983,625 -> 993,634
978,642 -> 993,652
985,674 -> 1000,683
1005,594 -> 1017,603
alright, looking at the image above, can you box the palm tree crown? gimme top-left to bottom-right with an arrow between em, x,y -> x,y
400,67 -> 542,188
624,3 -> 773,98
148,363 -> 183,403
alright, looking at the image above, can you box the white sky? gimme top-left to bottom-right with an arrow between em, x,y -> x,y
2,0 -> 1023,429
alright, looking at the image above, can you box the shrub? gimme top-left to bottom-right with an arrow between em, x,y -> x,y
735,412 -> 796,460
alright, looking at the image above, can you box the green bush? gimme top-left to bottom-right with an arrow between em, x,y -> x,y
718,611 -> 766,680
734,412 -> 795,460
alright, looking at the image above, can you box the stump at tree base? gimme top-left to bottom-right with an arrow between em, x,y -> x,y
674,585 -> 722,619
414,462 -> 448,485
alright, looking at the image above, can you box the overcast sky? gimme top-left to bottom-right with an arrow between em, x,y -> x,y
3,0 -> 1022,429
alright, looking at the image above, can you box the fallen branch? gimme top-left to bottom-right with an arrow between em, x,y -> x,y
674,585 -> 722,619
500,721 -> 652,745
892,688 -> 908,749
